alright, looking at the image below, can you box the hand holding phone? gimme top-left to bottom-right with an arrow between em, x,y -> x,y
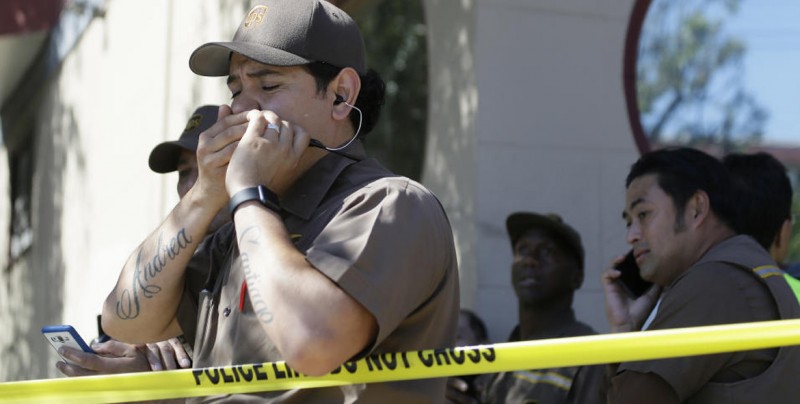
615,250 -> 653,297
42,325 -> 95,365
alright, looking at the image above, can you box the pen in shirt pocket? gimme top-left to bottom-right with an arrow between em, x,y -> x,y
239,280 -> 247,311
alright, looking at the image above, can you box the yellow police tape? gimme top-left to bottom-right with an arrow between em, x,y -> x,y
3,319 -> 800,403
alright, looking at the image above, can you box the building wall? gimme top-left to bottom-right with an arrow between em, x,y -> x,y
0,0 -> 642,381
424,0 -> 639,341
422,0 -> 479,310
0,0 -> 243,381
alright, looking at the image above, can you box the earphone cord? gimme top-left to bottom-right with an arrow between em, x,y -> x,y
311,102 -> 363,152
308,139 -> 360,161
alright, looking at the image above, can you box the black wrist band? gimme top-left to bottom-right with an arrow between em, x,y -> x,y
228,185 -> 281,217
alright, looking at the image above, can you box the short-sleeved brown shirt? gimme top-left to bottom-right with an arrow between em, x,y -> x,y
616,235 -> 798,402
482,318 -> 606,404
179,145 -> 460,403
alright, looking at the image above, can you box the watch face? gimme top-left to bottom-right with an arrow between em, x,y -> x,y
257,185 -> 281,212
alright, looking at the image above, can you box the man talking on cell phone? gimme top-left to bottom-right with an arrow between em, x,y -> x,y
602,147 -> 800,403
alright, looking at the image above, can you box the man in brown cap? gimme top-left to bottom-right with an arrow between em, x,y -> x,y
102,1 -> 459,402
478,212 -> 605,404
148,105 -> 229,234
148,105 -> 218,193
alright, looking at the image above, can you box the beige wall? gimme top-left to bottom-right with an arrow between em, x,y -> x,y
0,0 -> 641,381
0,0 -> 242,380
422,0 -> 479,310
424,0 -> 639,341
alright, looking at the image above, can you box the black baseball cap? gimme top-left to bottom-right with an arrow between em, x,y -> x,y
506,212 -> 585,269
189,0 -> 366,77
148,105 -> 219,173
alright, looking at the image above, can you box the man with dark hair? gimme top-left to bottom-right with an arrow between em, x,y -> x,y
603,147 -> 800,403
446,309 -> 490,403
480,212 -> 605,404
101,1 -> 459,402
456,309 -> 488,347
723,152 -> 793,263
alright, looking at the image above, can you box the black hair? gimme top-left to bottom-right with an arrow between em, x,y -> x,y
723,152 -> 792,250
459,309 -> 488,343
626,147 -> 736,230
304,62 -> 386,139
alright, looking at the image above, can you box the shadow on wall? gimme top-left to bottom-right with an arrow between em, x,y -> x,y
420,0 -> 478,307
0,98 -> 82,381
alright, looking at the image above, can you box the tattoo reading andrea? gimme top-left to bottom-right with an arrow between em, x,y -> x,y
116,228 -> 193,320
239,226 -> 274,324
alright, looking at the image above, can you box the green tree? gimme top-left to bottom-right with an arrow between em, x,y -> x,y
351,0 -> 428,180
637,0 -> 767,151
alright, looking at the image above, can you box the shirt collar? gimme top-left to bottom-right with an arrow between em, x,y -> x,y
279,142 -> 365,220
695,234 -> 773,269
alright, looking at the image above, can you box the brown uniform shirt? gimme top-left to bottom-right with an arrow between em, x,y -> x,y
179,145 -> 460,402
615,235 -> 800,403
482,318 -> 606,404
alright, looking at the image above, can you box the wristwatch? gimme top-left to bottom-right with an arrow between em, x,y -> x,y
228,185 -> 281,217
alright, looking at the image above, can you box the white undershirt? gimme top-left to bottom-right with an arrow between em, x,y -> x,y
641,296 -> 663,331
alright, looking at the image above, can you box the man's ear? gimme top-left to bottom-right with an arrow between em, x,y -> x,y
330,67 -> 361,120
571,268 -> 584,290
686,191 -> 711,227
774,219 -> 792,247
769,218 -> 792,263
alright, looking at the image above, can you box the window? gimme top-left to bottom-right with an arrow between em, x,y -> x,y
7,132 -> 34,264
626,0 -> 800,153
624,0 -> 800,261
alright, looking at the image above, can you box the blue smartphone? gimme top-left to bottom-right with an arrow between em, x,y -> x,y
42,325 -> 95,364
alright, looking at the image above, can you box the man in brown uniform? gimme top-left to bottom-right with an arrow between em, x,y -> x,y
603,147 -> 800,403
481,212 -> 605,404
101,1 -> 459,402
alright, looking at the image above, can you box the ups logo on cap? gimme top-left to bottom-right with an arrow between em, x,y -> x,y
244,5 -> 268,28
183,114 -> 202,134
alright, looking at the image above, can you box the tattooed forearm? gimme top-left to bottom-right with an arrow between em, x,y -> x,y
241,252 -> 274,324
116,228 -> 193,320
238,225 -> 262,245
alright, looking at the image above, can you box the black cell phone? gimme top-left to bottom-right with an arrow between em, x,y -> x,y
616,250 -> 652,297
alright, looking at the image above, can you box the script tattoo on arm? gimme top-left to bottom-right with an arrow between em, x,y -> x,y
239,226 -> 274,324
115,228 -> 193,320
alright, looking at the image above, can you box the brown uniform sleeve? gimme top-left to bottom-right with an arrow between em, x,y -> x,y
567,364 -> 608,404
608,370 -> 679,404
305,178 -> 456,347
618,262 -> 778,401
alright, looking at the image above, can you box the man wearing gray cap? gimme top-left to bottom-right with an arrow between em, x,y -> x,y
149,105 -> 217,171
480,212 -> 605,404
102,1 -> 459,402
148,104 -> 229,234
148,105 -> 218,194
